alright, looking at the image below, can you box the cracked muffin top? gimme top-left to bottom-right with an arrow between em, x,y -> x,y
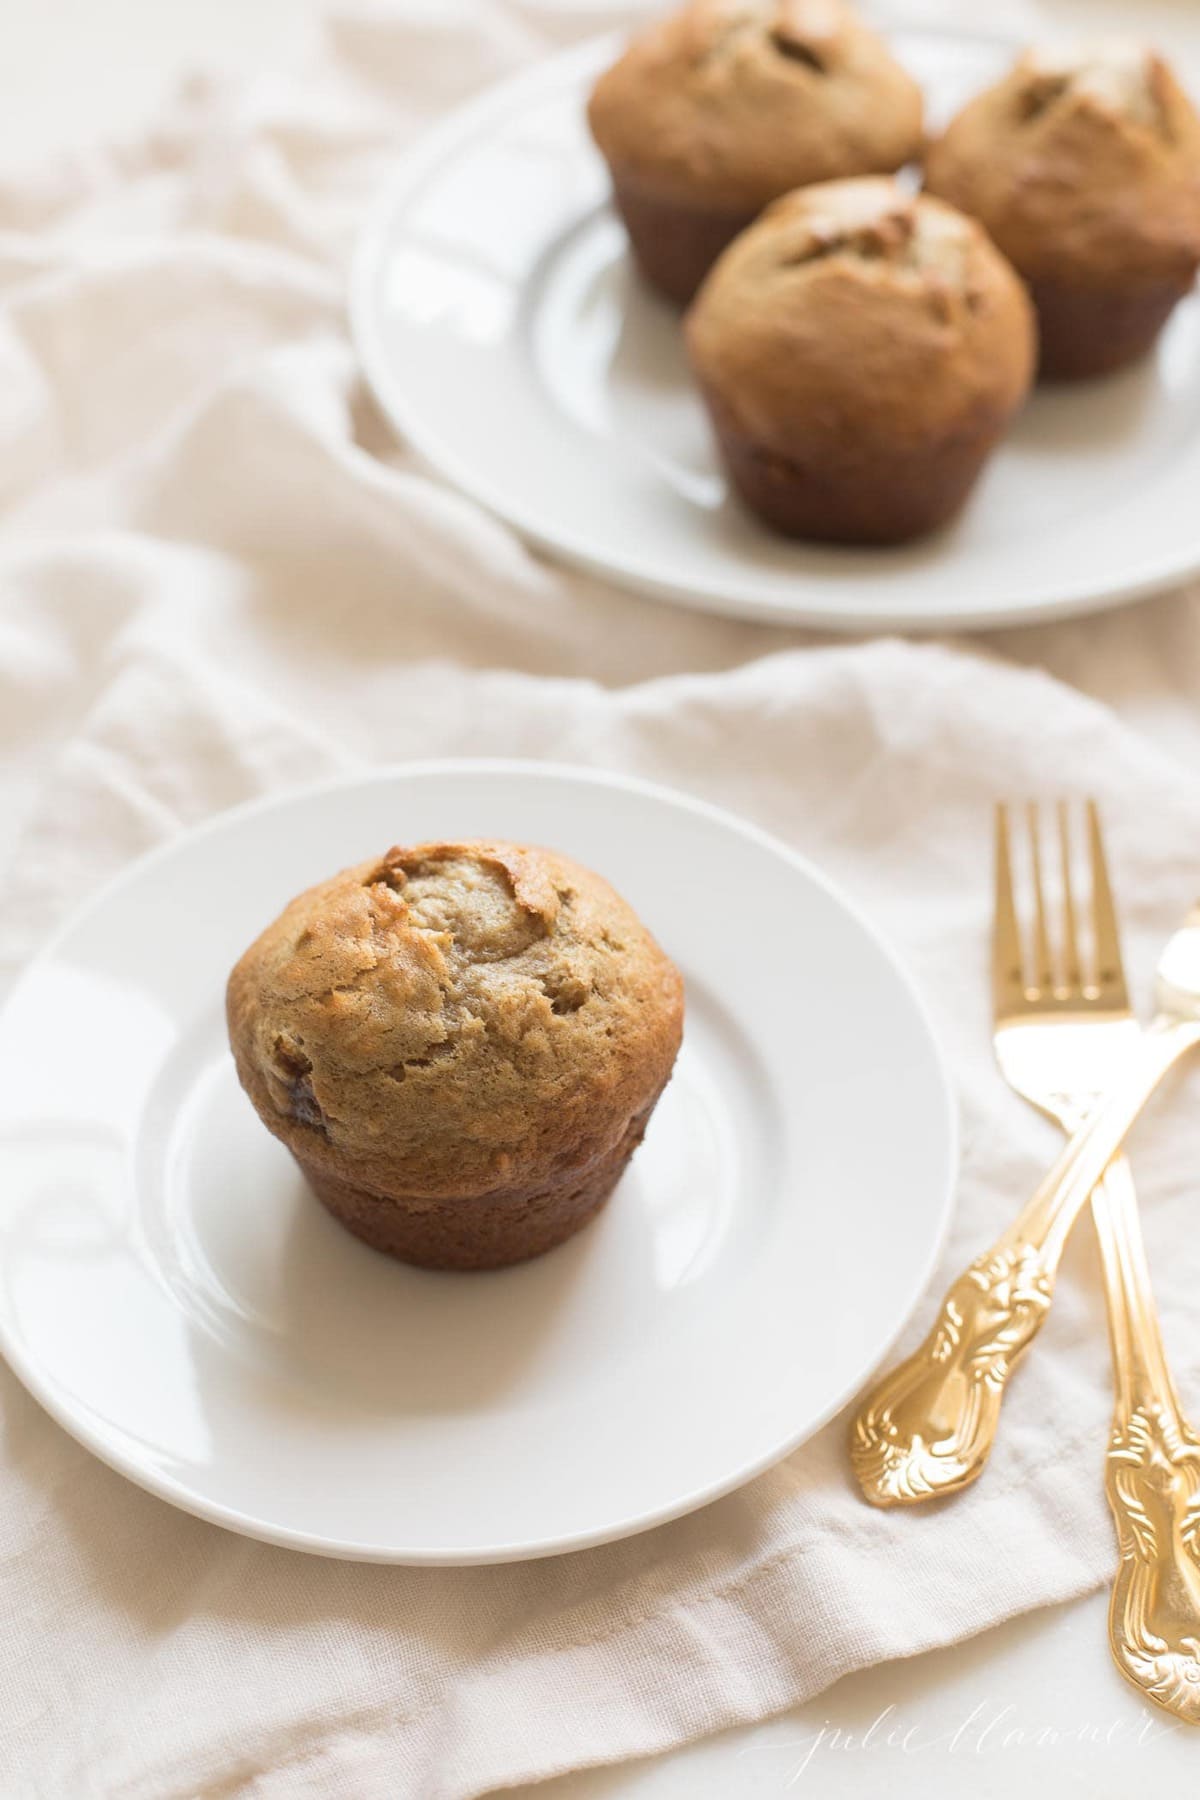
685,178 -> 1035,447
226,841 -> 685,1201
924,42 -> 1200,284
587,0 -> 923,212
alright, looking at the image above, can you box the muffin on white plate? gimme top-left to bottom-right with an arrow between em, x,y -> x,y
925,41 -> 1200,378
686,177 -> 1035,543
588,0 -> 924,303
227,839 -> 684,1270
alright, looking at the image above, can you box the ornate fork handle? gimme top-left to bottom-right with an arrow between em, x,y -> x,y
851,1020 -> 1200,1508
1092,1168 -> 1200,1722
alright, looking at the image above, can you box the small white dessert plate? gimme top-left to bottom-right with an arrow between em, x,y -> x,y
352,27 -> 1200,633
0,763 -> 955,1563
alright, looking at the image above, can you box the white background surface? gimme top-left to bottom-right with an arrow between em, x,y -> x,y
5,3 -> 1199,1796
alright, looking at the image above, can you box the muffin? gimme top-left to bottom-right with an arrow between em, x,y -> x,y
587,0 -> 924,305
227,841 -> 684,1271
685,178 -> 1035,544
924,42 -> 1200,380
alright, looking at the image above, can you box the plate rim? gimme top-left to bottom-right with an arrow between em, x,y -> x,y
0,758 -> 959,1563
349,26 -> 1200,634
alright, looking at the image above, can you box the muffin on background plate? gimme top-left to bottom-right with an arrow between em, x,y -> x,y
587,0 -> 924,305
924,42 -> 1200,380
685,177 -> 1035,544
227,841 -> 684,1271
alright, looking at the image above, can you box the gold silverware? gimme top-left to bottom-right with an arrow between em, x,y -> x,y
850,808 -> 1200,1510
991,802 -> 1200,1721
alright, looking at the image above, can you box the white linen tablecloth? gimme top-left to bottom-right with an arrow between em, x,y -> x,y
3,4 -> 1200,1795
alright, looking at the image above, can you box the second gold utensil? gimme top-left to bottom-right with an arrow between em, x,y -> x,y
851,816 -> 1200,1509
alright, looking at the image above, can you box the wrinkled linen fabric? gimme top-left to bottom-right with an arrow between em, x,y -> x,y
3,3 -> 1200,1796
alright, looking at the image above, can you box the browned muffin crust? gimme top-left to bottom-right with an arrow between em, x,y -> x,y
227,841 -> 684,1270
588,0 -> 924,303
924,42 -> 1200,379
685,178 -> 1035,543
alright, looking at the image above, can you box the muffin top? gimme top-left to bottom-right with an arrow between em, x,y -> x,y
924,42 -> 1200,285
587,0 -> 923,212
226,841 -> 684,1201
685,178 -> 1035,449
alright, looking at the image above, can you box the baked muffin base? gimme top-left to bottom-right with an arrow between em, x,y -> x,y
295,1095 -> 661,1272
1029,276 -> 1195,381
610,174 -> 757,307
698,389 -> 1010,545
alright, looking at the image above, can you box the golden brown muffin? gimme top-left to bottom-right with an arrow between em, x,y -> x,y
587,0 -> 923,305
925,42 -> 1200,380
227,841 -> 684,1271
685,178 -> 1035,544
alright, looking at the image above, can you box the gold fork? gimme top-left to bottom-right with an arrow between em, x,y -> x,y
850,800 -> 1136,1507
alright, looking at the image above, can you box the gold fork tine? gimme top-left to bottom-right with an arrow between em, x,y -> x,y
1027,801 -> 1055,994
1087,801 -> 1131,1009
993,803 -> 1024,1014
1058,799 -> 1083,994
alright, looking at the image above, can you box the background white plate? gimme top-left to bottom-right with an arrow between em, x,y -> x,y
352,27 -> 1200,633
0,763 -> 955,1563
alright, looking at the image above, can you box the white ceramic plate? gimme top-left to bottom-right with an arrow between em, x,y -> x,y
0,763 -> 955,1563
351,27 -> 1200,633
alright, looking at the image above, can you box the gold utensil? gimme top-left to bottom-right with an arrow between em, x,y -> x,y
1094,1157 -> 1200,1720
851,810 -> 1200,1510
991,803 -> 1200,1721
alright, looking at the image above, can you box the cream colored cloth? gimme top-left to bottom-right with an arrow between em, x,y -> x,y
4,3 -> 1200,1796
